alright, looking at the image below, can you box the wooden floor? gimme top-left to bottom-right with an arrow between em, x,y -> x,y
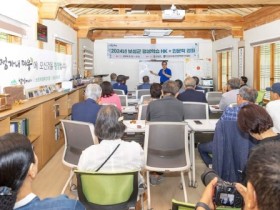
33,146 -> 208,210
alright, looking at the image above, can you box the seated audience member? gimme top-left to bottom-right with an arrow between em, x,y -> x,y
78,105 -> 144,182
192,76 -> 205,91
110,73 -> 117,86
240,76 -> 248,87
72,84 -> 101,124
265,82 -> 280,133
175,79 -> 184,94
198,86 -> 258,167
196,141 -> 280,210
0,133 -> 85,210
112,75 -> 129,95
99,81 -> 122,110
177,77 -> 207,103
219,77 -> 240,111
146,80 -> 184,122
238,103 -> 280,142
143,83 -> 162,104
138,76 -> 151,90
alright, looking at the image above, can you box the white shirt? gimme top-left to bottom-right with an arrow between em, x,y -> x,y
14,193 -> 36,209
266,99 -> 280,133
78,139 -> 144,172
219,89 -> 239,111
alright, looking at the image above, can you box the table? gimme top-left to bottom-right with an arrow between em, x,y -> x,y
127,98 -> 139,105
123,120 -> 146,133
121,106 -> 137,114
210,105 -> 223,113
185,119 -> 218,187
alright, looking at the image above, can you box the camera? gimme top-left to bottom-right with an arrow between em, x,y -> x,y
201,169 -> 243,208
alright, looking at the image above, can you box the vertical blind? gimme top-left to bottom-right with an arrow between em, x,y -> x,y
259,42 -> 280,99
220,51 -> 232,87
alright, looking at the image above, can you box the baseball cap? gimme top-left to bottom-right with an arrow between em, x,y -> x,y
266,82 -> 280,95
117,75 -> 129,82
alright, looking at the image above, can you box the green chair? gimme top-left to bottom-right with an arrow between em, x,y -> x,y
256,90 -> 265,106
75,170 -> 139,210
171,199 -> 241,210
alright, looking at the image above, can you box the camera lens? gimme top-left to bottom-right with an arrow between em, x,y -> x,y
201,168 -> 220,186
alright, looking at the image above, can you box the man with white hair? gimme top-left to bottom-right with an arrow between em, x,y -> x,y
72,84 -> 102,124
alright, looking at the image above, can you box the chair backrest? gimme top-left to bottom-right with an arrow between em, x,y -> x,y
119,95 -> 128,106
206,91 -> 222,105
75,170 -> 138,210
256,90 -> 265,105
61,120 -> 98,167
171,199 -> 241,210
137,104 -> 148,120
114,89 -> 125,95
136,89 -> 150,99
139,94 -> 151,104
144,122 -> 190,171
182,102 -> 209,120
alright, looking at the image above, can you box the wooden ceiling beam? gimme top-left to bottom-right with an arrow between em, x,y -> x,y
88,29 -> 215,40
39,1 -> 60,19
244,6 -> 280,30
77,29 -> 89,38
75,14 -> 243,31
61,0 -> 280,6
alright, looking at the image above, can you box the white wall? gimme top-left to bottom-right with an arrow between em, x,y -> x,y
0,0 -> 38,47
212,36 -> 240,88
43,19 -> 78,76
0,0 -> 78,76
94,38 -> 212,91
78,38 -> 94,76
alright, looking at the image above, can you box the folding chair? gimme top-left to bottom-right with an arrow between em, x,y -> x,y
114,89 -> 125,95
61,120 -> 98,194
182,102 -> 209,119
137,104 -> 148,120
206,92 -> 222,105
136,89 -> 150,99
144,122 -> 191,210
119,95 -> 128,106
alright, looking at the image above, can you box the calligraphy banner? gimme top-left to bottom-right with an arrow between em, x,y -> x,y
107,43 -> 199,59
0,42 -> 72,90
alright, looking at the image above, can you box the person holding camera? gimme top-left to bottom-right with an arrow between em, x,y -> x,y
197,141 -> 280,210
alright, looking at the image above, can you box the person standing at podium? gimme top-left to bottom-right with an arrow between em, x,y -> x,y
150,60 -> 172,85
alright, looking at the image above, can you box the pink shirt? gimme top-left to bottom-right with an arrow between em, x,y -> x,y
100,94 -> 122,110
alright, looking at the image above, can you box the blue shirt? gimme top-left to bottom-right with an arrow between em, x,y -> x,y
112,83 -> 128,95
72,99 -> 101,124
220,102 -> 249,121
158,68 -> 171,83
137,83 -> 151,90
15,195 -> 85,210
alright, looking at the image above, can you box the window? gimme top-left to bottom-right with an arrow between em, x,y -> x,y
55,40 -> 71,54
254,42 -> 280,99
217,51 -> 232,90
0,32 -> 21,44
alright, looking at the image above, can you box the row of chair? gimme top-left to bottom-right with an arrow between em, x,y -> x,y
61,120 -> 192,210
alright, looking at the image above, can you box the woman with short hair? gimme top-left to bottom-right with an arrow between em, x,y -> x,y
99,81 -> 122,110
78,105 -> 144,175
237,103 -> 280,142
0,133 -> 84,210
